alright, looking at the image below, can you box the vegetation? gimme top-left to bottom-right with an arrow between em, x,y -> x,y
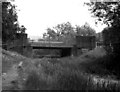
86,1 -> 120,55
2,47 -> 120,91
85,0 -> 120,78
42,22 -> 96,45
2,1 -> 26,45
2,0 -> 120,91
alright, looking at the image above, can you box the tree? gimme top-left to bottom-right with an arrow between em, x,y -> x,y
75,22 -> 96,36
86,1 -> 120,55
43,22 -> 76,45
53,22 -> 76,44
46,28 -> 57,41
86,2 -> 120,26
19,25 -> 26,33
42,33 -> 47,40
54,22 -> 75,36
43,22 -> 96,45
2,1 -> 26,44
102,26 -> 120,55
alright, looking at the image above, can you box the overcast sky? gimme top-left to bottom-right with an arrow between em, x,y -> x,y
14,0 -> 107,40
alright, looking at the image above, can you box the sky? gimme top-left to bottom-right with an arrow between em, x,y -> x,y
14,0 -> 107,40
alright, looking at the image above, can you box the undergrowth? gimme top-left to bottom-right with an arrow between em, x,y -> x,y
2,47 -> 120,91
18,55 -> 120,90
80,54 -> 120,79
18,58 -> 94,90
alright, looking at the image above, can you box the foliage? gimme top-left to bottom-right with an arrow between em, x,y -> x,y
2,48 -> 120,90
22,54 -> 120,90
43,22 -> 76,45
43,22 -> 96,45
86,1 -> 120,26
46,28 -> 57,40
21,58 -> 93,90
86,1 -> 120,56
2,2 -> 26,44
76,22 -> 96,36
102,26 -> 120,55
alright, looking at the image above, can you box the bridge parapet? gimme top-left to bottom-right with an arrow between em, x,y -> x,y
30,41 -> 73,48
76,36 -> 96,49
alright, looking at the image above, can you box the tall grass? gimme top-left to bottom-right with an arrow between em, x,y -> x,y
3,47 -> 120,91
23,70 -> 48,90
55,69 -> 93,90
18,58 -> 94,90
16,53 -> 120,91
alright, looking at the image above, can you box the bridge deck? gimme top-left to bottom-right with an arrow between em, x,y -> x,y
30,41 -> 74,49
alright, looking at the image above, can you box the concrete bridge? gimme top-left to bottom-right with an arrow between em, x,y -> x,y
29,41 -> 80,57
5,33 -> 96,57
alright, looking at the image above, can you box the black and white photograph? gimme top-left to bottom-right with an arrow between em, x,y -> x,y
1,0 -> 120,91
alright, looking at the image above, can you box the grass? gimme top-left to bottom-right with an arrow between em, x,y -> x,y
2,47 -> 120,91
80,51 -> 120,79
21,62 -> 93,90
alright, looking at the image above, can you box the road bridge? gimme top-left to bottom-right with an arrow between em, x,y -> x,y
5,35 -> 96,57
29,41 -> 79,57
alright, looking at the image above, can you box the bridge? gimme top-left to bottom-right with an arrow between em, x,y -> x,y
29,41 -> 80,57
30,41 -> 76,49
4,33 -> 96,57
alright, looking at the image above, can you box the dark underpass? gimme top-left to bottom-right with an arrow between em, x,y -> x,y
32,46 -> 72,57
